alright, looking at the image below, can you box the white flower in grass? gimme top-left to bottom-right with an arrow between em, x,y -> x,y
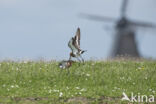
15,85 -> 19,88
75,92 -> 82,95
11,85 -> 14,88
48,89 -> 52,93
2,84 -> 6,87
66,86 -> 69,90
16,68 -> 19,71
152,90 -> 155,94
86,74 -> 90,77
7,88 -> 10,91
149,89 -> 152,91
75,87 -> 80,89
120,77 -> 125,80
145,77 -> 148,80
11,85 -> 19,88
53,89 -> 59,92
114,87 -> 117,89
59,92 -> 63,97
80,88 -> 86,92
78,92 -> 82,95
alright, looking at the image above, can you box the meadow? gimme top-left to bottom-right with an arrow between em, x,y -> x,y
0,59 -> 155,104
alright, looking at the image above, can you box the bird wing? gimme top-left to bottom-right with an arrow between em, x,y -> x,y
68,38 -> 78,53
73,28 -> 81,50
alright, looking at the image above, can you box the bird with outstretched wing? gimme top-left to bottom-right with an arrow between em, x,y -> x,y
68,27 -> 86,62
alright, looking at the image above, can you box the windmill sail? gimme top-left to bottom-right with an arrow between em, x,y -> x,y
121,0 -> 128,18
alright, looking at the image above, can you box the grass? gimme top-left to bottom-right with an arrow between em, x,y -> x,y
0,59 -> 156,104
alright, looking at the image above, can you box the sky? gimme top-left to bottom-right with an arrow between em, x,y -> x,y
0,0 -> 156,60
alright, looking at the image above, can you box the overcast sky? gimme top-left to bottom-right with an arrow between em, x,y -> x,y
0,0 -> 156,60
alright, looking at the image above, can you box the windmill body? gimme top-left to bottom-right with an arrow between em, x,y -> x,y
112,18 -> 140,57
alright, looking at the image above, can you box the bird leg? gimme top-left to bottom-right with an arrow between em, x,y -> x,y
76,57 -> 81,63
69,55 -> 72,61
75,57 -> 81,66
80,55 -> 84,63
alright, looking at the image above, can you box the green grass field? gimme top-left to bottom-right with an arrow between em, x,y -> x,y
0,59 -> 155,104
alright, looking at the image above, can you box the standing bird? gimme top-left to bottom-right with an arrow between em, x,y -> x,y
68,27 -> 86,62
59,60 -> 74,69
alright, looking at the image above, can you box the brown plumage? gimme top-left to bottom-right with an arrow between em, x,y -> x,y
59,60 -> 74,69
73,27 -> 81,51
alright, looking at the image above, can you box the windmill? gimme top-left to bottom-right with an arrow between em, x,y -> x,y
80,0 -> 156,57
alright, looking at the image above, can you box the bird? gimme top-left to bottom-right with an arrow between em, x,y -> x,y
59,60 -> 74,69
68,27 -> 86,62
